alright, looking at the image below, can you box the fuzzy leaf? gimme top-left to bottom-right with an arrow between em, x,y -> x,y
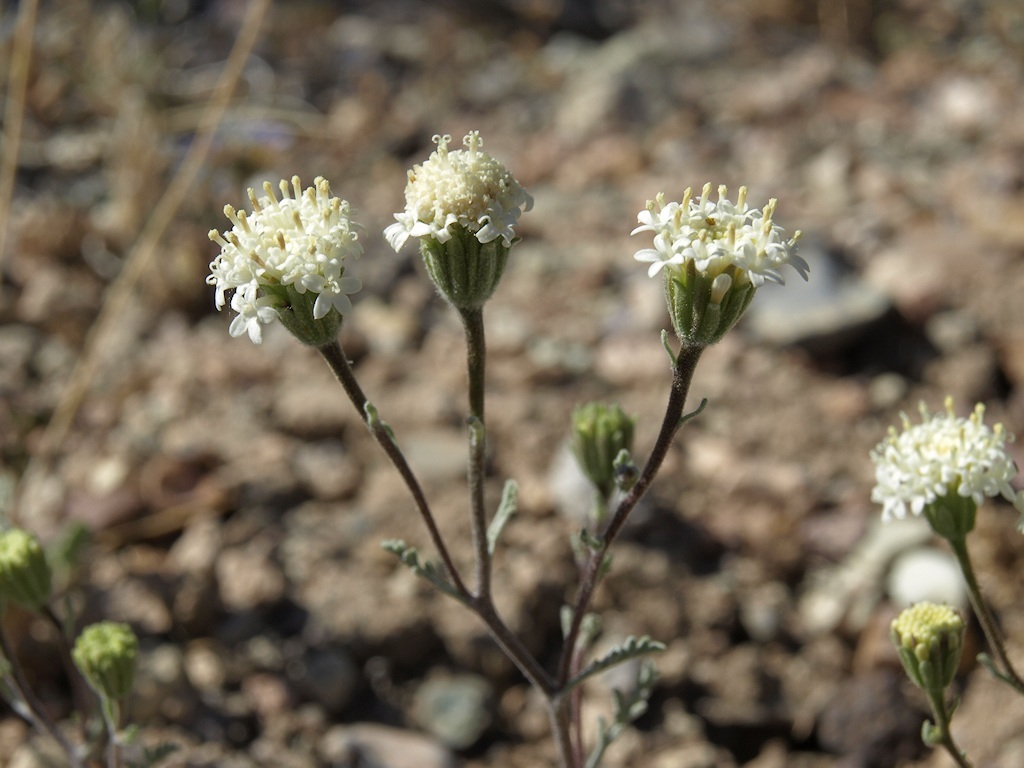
487,480 -> 518,556
381,540 -> 467,604
584,660 -> 660,768
567,635 -> 665,692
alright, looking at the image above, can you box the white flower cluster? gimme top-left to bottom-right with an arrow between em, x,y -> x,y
632,183 -> 808,290
208,177 -> 362,344
384,132 -> 533,252
871,398 -> 1024,524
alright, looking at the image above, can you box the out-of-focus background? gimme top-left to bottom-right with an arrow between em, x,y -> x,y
2,0 -> 1024,765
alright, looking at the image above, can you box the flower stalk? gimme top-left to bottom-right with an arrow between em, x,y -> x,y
209,148 -> 810,766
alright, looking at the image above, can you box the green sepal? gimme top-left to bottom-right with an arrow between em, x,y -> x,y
923,494 -> 977,543
663,262 -> 757,346
419,226 -> 510,309
263,284 -> 343,347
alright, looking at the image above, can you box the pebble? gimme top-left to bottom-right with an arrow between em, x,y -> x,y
411,673 -> 494,750
132,643 -> 196,724
319,723 -> 456,768
216,535 -> 286,611
886,546 -> 967,610
292,647 -> 359,714
743,241 -> 890,349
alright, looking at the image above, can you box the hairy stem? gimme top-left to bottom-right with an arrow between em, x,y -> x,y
558,343 -> 704,686
319,339 -> 556,696
0,621 -> 82,767
459,307 -> 492,600
318,340 -> 468,596
924,687 -> 972,768
948,537 -> 1024,695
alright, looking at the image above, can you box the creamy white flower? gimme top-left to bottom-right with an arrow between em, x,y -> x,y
384,132 -> 533,252
632,184 -> 808,286
871,398 -> 1024,525
208,176 -> 362,344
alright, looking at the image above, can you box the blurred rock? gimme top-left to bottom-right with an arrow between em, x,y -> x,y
132,643 -> 196,724
411,672 -> 494,750
816,670 -> 924,767
293,647 -> 359,714
743,241 -> 890,350
318,723 -> 456,768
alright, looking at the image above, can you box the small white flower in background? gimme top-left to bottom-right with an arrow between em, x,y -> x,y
632,183 -> 807,286
208,176 -> 362,345
871,397 -> 1024,526
384,132 -> 533,253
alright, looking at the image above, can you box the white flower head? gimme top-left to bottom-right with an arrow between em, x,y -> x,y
871,397 -> 1024,526
632,183 -> 808,287
384,132 -> 533,252
208,176 -> 363,344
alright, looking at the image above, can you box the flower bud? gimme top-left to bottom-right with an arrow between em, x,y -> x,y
0,528 -> 52,612
891,602 -> 965,693
571,403 -> 636,502
73,621 -> 139,702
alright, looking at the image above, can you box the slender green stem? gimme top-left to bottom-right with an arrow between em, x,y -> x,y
546,697 -> 576,768
948,537 -> 1024,695
0,621 -> 82,767
459,307 -> 492,599
317,340 -> 469,596
43,606 -> 93,727
558,343 -> 704,686
318,339 -> 557,697
100,697 -> 122,768
924,687 -> 972,768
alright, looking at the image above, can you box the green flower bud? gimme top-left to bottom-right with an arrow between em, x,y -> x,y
891,602 -> 965,693
571,403 -> 636,502
0,528 -> 53,612
73,622 -> 138,702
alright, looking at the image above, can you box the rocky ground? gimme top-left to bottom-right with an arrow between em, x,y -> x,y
3,0 -> 1024,766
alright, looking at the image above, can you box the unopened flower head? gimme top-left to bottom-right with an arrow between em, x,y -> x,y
571,402 -> 637,503
73,621 -> 138,702
890,601 -> 964,691
0,528 -> 52,612
632,184 -> 807,345
208,176 -> 363,345
871,398 -> 1024,532
384,132 -> 533,253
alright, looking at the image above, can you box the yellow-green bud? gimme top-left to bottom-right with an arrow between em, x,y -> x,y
891,602 -> 965,692
571,403 -> 636,501
0,528 -> 53,612
73,622 -> 138,702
